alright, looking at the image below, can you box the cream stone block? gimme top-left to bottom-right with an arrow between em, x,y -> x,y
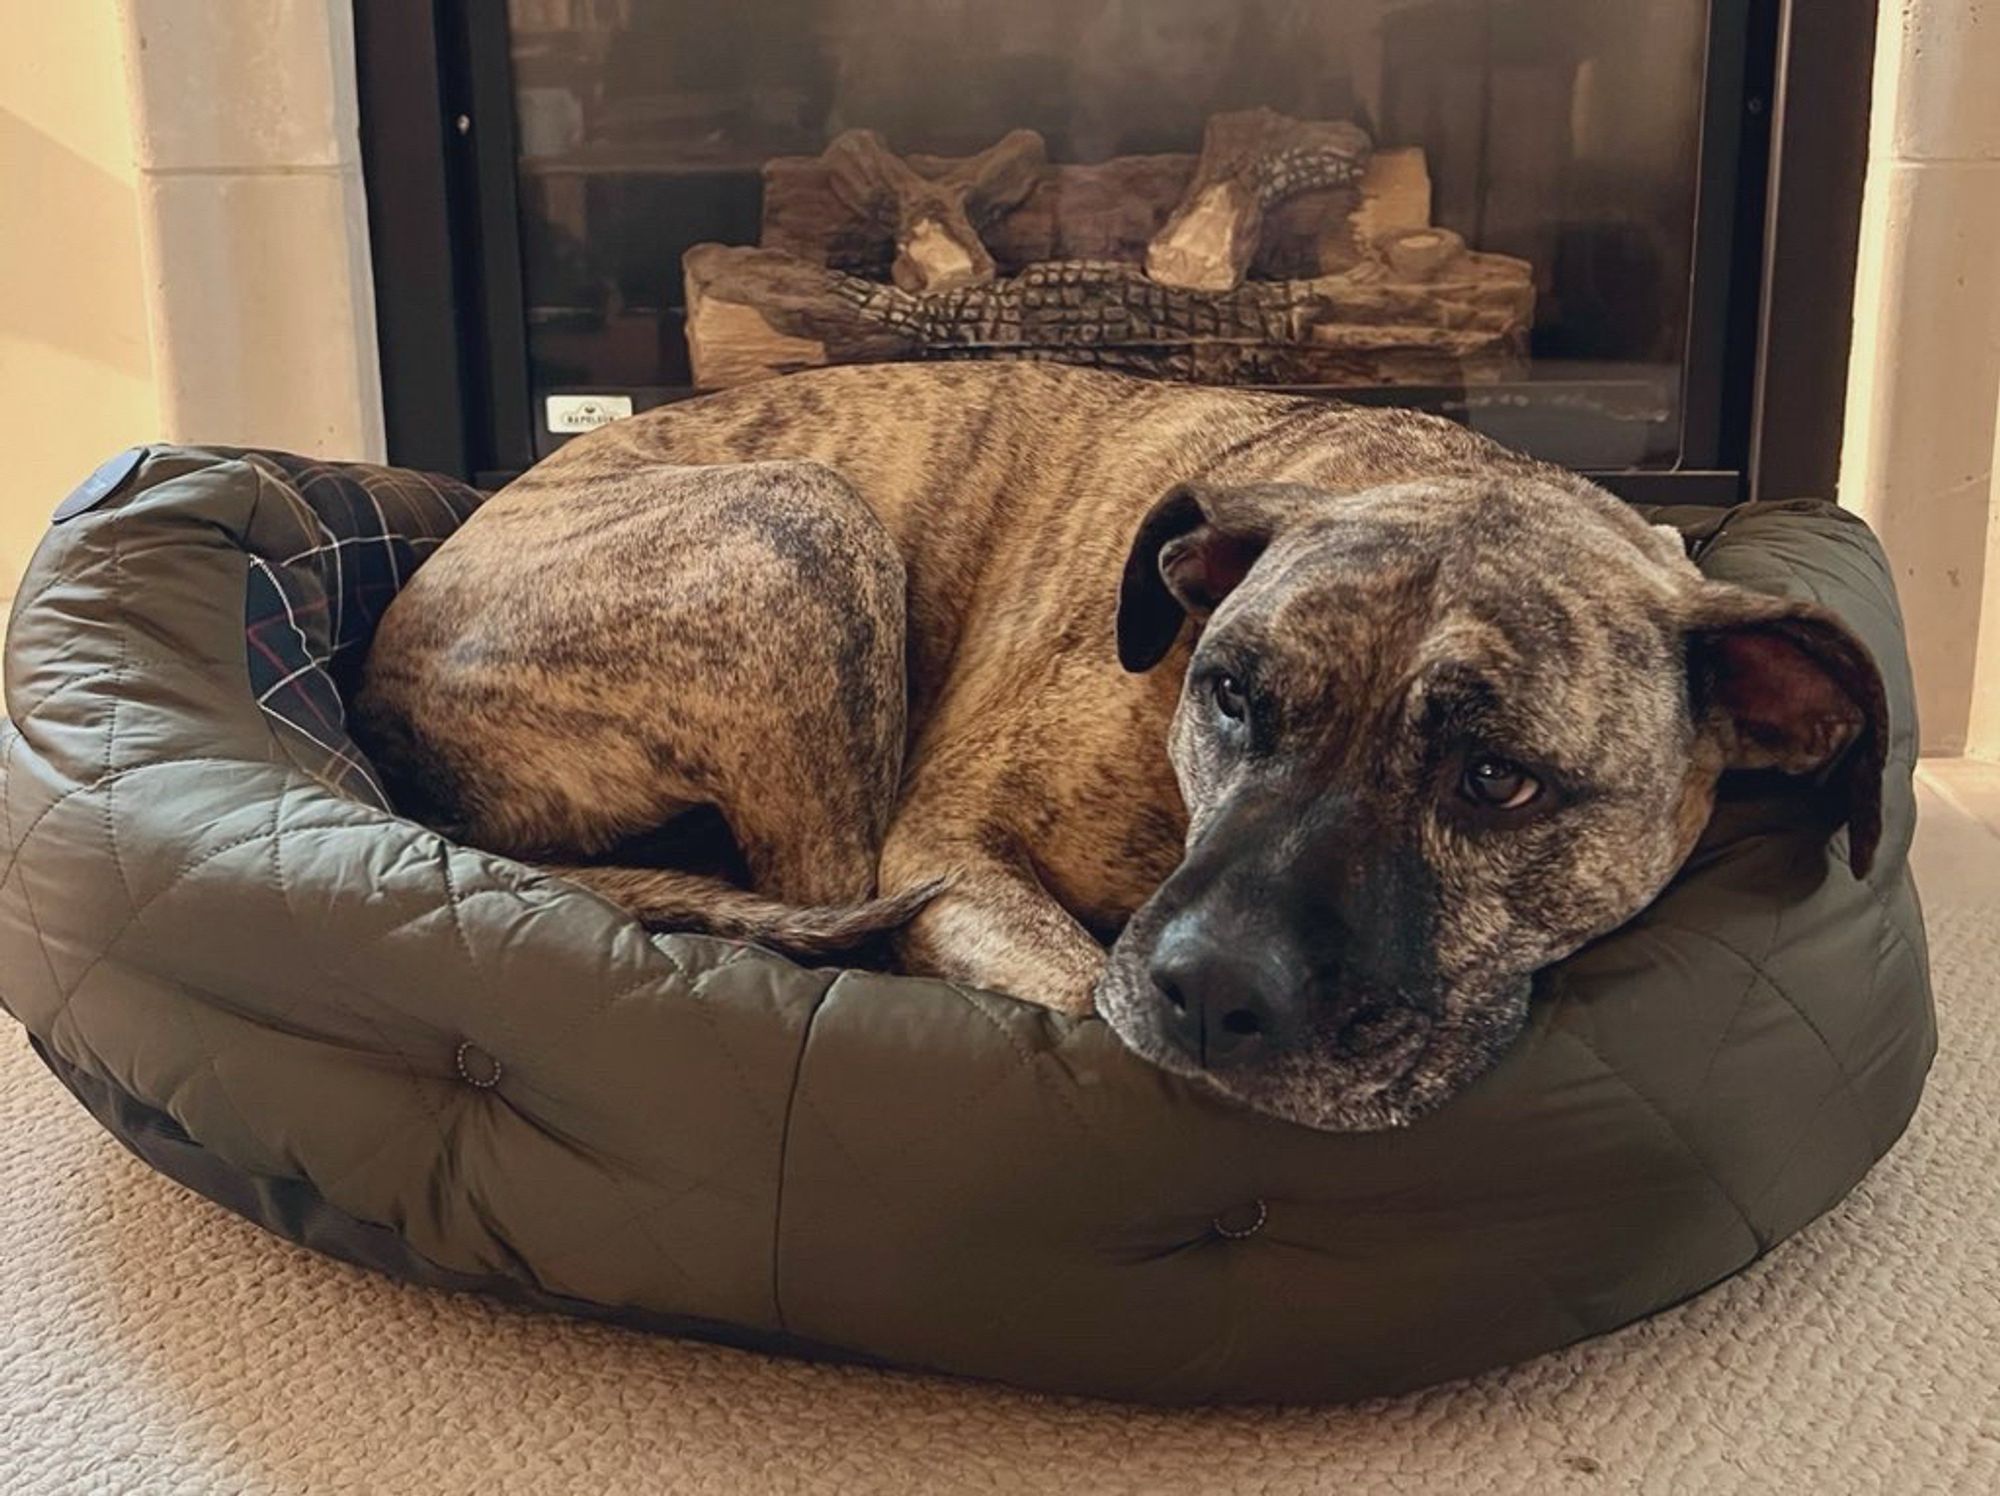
1844,159 -> 2000,753
1847,164 -> 2000,507
121,0 -> 359,171
1882,0 -> 2000,163
1877,475 -> 1991,753
1965,409 -> 2000,757
139,167 -> 384,457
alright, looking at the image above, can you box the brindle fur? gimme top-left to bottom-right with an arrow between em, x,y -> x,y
356,363 -> 1885,1131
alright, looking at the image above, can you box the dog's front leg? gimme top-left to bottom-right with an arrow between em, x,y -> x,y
881,832 -> 1105,1015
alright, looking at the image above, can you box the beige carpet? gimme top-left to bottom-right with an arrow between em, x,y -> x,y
4,771 -> 1996,1496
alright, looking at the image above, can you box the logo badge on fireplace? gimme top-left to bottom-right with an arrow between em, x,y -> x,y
545,394 -> 635,434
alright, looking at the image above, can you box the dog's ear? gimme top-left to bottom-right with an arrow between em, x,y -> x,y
1116,482 -> 1318,671
1682,583 -> 1890,876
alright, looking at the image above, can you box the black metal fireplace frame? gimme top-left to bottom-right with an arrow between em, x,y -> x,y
355,0 -> 1876,504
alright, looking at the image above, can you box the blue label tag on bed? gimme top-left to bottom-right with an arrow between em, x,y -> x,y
54,447 -> 147,523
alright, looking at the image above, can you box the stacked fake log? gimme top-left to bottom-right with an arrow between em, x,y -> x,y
821,127 -> 1046,293
685,109 -> 1534,390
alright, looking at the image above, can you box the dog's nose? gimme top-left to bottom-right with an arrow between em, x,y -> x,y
1148,917 -> 1304,1070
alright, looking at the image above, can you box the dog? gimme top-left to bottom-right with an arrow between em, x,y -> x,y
355,362 -> 1886,1131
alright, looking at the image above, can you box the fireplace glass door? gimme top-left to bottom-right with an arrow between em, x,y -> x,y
503,0 -> 1728,471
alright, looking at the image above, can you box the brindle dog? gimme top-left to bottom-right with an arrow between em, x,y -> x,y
356,363 -> 1886,1131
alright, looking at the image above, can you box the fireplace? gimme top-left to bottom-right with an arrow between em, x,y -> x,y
355,1 -> 1874,503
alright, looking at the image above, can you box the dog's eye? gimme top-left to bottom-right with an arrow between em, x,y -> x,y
1461,755 -> 1540,811
1210,673 -> 1249,722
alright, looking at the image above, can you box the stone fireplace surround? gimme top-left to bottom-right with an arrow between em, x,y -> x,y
112,0 -> 2000,757
118,0 -> 383,464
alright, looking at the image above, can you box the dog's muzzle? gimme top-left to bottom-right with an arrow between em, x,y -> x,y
1144,903 -> 1440,1075
1146,910 -> 1311,1069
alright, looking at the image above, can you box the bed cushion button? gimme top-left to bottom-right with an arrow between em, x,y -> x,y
454,1041 -> 503,1090
1212,1199 -> 1268,1240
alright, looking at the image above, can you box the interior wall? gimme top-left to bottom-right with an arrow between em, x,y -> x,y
0,8 -> 158,601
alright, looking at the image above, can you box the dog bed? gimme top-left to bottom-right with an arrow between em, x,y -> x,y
0,446 -> 1933,1404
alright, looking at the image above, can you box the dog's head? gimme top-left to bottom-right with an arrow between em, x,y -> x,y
1098,476 -> 1888,1131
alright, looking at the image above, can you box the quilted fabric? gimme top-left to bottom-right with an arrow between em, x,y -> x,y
0,448 -> 1935,1404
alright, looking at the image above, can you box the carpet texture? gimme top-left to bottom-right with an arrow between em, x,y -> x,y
3,771 -> 1995,1495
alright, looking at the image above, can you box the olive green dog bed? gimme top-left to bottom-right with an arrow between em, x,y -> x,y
0,446 -> 1933,1404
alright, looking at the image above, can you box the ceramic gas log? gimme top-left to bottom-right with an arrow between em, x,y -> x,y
1144,108 -> 1373,292
686,110 -> 1534,391
822,127 -> 1048,294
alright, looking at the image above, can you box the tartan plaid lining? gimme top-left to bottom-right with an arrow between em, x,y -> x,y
236,453 -> 485,808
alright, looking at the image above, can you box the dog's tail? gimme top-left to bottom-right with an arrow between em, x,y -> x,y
542,864 -> 946,959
